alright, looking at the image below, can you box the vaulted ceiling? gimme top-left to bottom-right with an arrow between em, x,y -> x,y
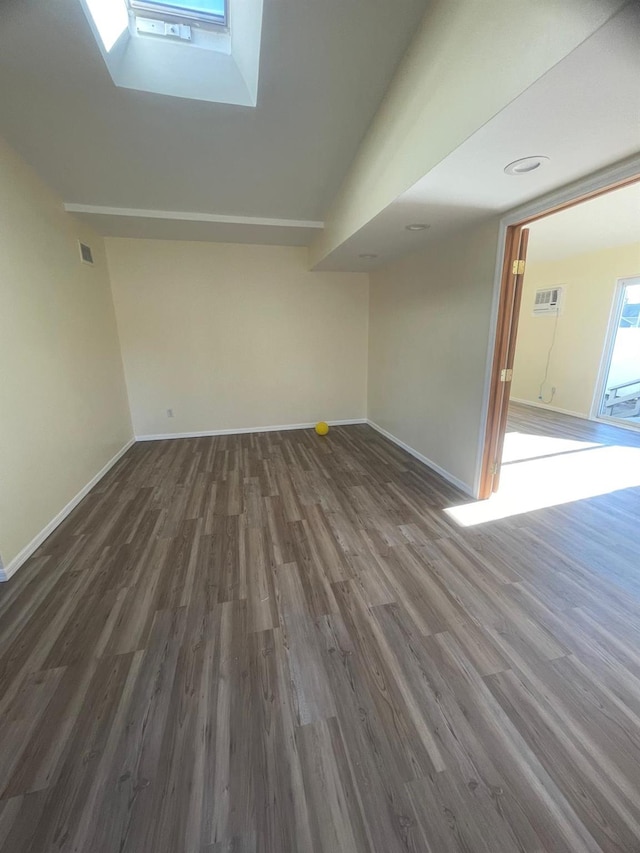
1,0 -> 638,265
0,0 -> 429,220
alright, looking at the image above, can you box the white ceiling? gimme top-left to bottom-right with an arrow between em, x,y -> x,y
527,181 -> 640,263
317,3 -> 640,271
0,0 -> 429,221
2,0 -> 638,261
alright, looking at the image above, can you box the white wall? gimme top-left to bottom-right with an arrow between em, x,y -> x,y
368,219 -> 501,493
106,239 -> 369,437
511,243 -> 640,416
0,136 -> 133,571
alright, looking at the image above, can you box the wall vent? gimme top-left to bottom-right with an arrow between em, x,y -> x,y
79,241 -> 94,265
533,286 -> 562,316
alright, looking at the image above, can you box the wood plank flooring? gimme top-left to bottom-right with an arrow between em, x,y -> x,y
2,404 -> 640,852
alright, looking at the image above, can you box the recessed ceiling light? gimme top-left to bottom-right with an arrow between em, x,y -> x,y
359,253 -> 378,259
504,156 -> 550,176
405,223 -> 430,232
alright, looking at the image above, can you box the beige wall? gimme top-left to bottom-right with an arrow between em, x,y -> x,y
106,240 -> 369,437
311,0 -> 624,266
511,243 -> 640,417
0,137 -> 132,570
368,219 -> 502,493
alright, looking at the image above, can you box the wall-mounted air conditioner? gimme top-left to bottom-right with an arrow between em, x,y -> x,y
533,286 -> 562,316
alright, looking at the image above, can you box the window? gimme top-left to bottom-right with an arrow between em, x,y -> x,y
130,0 -> 226,26
80,0 -> 262,106
598,279 -> 640,422
620,295 -> 640,328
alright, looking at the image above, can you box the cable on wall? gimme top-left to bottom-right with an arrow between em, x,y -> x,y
538,309 -> 560,404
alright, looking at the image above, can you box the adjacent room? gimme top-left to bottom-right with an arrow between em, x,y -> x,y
1,1 -> 640,851
512,183 -> 640,426
449,182 -> 640,525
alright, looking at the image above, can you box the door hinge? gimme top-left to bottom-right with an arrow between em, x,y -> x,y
490,461 -> 499,475
512,259 -> 526,276
500,368 -> 513,382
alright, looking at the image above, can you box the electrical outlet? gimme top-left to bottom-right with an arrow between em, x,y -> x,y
167,409 -> 174,418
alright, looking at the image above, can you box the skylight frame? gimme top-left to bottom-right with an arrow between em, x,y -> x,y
79,0 -> 263,106
129,0 -> 227,28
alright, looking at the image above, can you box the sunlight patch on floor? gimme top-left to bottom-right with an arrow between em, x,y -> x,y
447,431 -> 640,526
500,431 -> 603,464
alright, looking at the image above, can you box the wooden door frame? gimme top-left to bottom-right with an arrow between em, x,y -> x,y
478,225 -> 529,499
478,167 -> 640,500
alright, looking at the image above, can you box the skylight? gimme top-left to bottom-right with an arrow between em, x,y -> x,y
131,0 -> 226,26
79,0 -> 263,106
85,0 -> 128,51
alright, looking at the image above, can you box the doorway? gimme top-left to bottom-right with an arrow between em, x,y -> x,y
480,173 -> 640,500
594,276 -> 640,425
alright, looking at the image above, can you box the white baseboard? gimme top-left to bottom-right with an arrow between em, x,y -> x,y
0,438 -> 135,583
136,418 -> 367,441
366,420 -> 473,497
1,416 -> 469,582
509,397 -> 589,420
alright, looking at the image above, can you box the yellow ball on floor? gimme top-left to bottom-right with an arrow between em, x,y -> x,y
315,421 -> 329,436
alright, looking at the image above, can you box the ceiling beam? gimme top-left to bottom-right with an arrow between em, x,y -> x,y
310,0 -> 628,269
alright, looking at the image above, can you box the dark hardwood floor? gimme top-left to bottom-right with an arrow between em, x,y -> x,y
2,404 -> 640,852
507,400 -> 640,449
